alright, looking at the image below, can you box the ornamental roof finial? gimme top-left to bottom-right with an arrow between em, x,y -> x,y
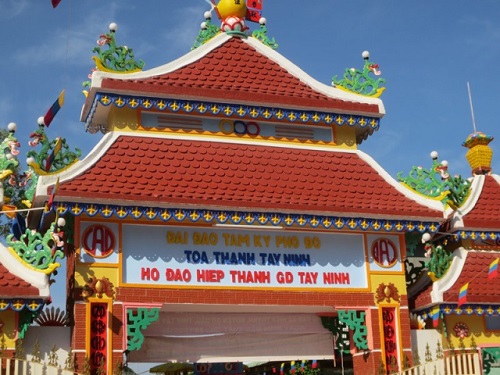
463,83 -> 494,175
332,51 -> 386,97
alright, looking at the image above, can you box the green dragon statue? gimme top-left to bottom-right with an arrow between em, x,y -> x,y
252,17 -> 278,49
83,22 -> 145,94
397,151 -> 471,209
192,11 -> 221,49
332,51 -> 386,97
6,218 -> 66,275
92,23 -> 144,72
422,233 -> 454,281
27,120 -> 81,175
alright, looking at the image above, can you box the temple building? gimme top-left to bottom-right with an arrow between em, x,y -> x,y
34,6 -> 446,373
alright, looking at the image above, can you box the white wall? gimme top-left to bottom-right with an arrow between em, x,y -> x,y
22,326 -> 72,368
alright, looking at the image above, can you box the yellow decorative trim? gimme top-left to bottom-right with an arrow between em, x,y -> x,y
92,56 -> 142,74
28,159 -> 79,176
6,246 -> 60,275
335,85 -> 386,98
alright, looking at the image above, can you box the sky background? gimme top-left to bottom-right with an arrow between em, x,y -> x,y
2,0 -> 500,372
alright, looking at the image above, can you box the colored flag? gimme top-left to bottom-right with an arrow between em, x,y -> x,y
458,283 -> 469,306
45,137 -> 62,172
488,258 -> 499,280
52,0 -> 61,8
246,0 -> 263,22
43,90 -> 65,127
311,361 -> 317,369
430,306 -> 440,328
290,361 -> 295,374
47,178 -> 60,210
280,363 -> 284,375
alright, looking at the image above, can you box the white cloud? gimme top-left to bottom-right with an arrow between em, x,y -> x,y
0,0 -> 30,20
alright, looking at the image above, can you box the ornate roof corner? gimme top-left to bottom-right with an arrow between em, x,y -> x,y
397,150 -> 471,209
27,117 -> 81,175
192,11 -> 222,49
252,17 -> 278,49
421,232 -> 454,281
83,22 -> 145,95
6,217 -> 66,275
332,51 -> 386,97
0,122 -> 40,213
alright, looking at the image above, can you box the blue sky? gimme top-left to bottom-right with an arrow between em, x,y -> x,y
2,0 -> 500,370
2,0 -> 500,180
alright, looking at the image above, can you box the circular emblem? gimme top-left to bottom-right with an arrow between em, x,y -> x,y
371,238 -> 398,268
82,225 -> 115,258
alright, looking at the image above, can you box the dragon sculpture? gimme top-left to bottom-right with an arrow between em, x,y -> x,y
27,121 -> 81,175
332,51 -> 386,97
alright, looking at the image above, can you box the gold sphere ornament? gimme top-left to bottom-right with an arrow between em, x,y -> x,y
216,0 -> 247,20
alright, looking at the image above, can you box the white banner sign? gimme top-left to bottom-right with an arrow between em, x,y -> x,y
122,225 -> 368,289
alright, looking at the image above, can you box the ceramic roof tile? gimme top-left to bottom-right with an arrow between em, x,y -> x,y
101,38 -> 380,114
55,136 -> 442,220
461,176 -> 500,229
0,263 -> 40,297
443,252 -> 500,304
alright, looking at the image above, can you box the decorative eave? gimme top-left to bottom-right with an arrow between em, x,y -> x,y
83,93 -> 382,142
416,304 -> 500,319
412,248 -> 500,313
427,248 -> 468,304
447,175 -> 484,229
34,131 -> 444,224
0,243 -> 51,303
47,203 -> 440,235
449,175 -> 500,234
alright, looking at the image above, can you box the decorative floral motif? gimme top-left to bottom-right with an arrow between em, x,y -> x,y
375,282 -> 401,304
453,322 -> 470,339
82,277 -> 115,300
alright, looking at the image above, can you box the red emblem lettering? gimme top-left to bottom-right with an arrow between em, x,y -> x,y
83,225 -> 115,258
371,238 -> 398,268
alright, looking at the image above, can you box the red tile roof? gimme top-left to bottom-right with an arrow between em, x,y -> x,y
461,176 -> 500,229
0,262 -> 40,298
98,37 -> 380,115
442,252 -> 500,304
54,136 -> 442,220
412,252 -> 500,309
